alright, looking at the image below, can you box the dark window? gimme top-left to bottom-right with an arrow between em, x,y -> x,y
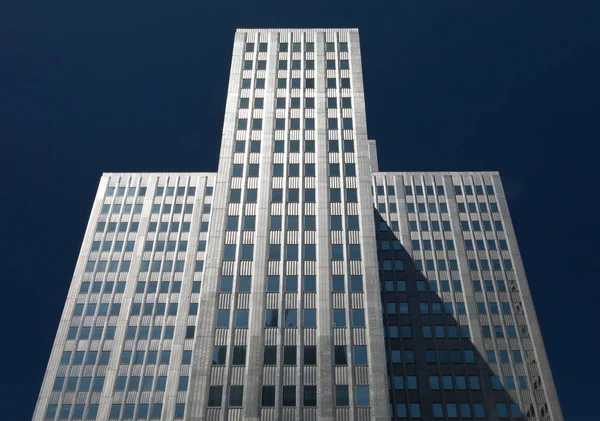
262,386 -> 276,407
185,326 -> 195,339
265,309 -> 278,327
212,346 -> 227,365
304,386 -> 317,406
229,386 -> 244,407
282,386 -> 296,406
304,346 -> 317,365
283,346 -> 296,365
232,346 -> 246,365
208,386 -> 223,407
335,385 -> 349,406
264,346 -> 277,365
334,346 -> 348,365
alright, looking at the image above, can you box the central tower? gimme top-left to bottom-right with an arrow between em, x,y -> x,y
187,28 -> 389,421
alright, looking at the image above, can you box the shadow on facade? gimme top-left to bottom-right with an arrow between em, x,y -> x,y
374,210 -> 534,420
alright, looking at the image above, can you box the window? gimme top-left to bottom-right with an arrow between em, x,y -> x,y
354,346 -> 368,365
284,309 -> 297,327
332,275 -> 345,292
178,376 -> 189,391
304,386 -> 317,406
331,244 -> 344,261
304,346 -> 317,364
262,386 -> 276,407
266,276 -> 279,292
241,244 -> 254,260
220,276 -> 233,292
45,405 -> 59,419
285,244 -> 298,261
208,386 -> 223,407
346,188 -> 358,202
265,309 -> 278,327
155,375 -> 168,390
304,244 -> 316,261
481,326 -> 491,337
341,97 -> 352,108
433,403 -> 443,418
269,244 -> 281,261
229,386 -> 244,407
232,346 -> 246,365
345,163 -> 356,176
283,345 -> 296,365
272,188 -> 283,202
216,310 -> 229,328
238,276 -> 251,292
303,310 -> 317,328
494,325 -> 504,338
347,275 -> 363,292
335,385 -> 349,406
282,386 -> 296,406
352,309 -> 365,327
270,215 -> 282,231
355,385 -> 370,407
513,350 -> 523,363
505,376 -> 516,390
253,78 -> 264,89
212,346 -> 227,365
181,350 -> 192,365
497,404 -> 509,419
304,275 -> 316,292
334,346 -> 348,365
235,309 -> 249,328
333,309 -> 346,327
264,346 -> 277,365
518,376 -> 528,389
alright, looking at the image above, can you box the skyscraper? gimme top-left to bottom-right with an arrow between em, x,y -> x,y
33,28 -> 562,421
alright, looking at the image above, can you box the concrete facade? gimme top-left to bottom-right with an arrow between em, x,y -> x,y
33,29 -> 562,421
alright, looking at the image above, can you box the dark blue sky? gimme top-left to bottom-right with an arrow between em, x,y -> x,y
1,1 -> 598,419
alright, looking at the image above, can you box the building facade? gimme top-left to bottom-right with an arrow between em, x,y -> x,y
33,29 -> 562,421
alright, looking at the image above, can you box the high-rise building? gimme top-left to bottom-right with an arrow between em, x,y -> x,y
33,28 -> 562,421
